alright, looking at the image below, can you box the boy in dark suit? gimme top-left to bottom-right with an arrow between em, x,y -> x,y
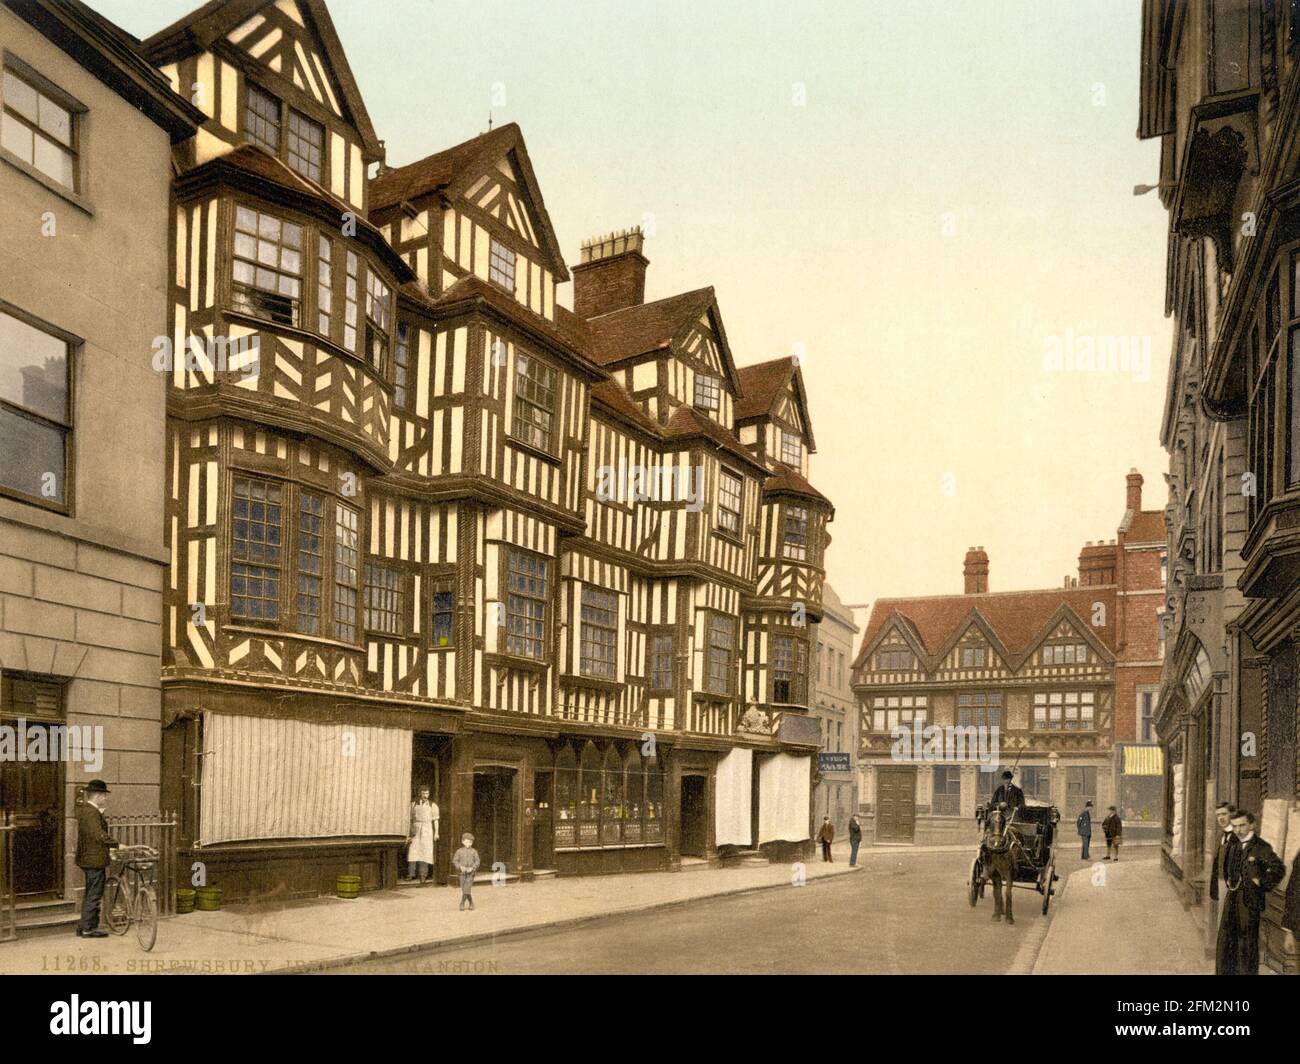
452,833 -> 480,911
1215,810 -> 1286,975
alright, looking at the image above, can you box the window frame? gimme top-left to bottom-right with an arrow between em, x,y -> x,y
430,576 -> 456,650
362,562 -> 404,637
705,613 -> 736,697
781,503 -> 809,561
780,428 -> 802,467
578,585 -> 618,680
231,204 -> 305,328
716,467 -> 743,537
243,80 -> 330,186
511,351 -> 558,457
488,237 -> 517,291
771,632 -> 809,705
693,373 -> 720,412
647,629 -> 675,693
504,547 -> 549,661
0,298 -> 78,514
0,54 -> 88,210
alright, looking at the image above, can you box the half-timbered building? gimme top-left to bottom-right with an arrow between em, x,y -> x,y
129,0 -> 832,896
851,472 -> 1163,845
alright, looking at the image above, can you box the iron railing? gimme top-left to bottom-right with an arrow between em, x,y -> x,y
105,811 -> 179,917
0,812 -> 15,942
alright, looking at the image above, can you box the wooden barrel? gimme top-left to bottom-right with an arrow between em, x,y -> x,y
336,874 -> 361,899
195,886 -> 222,911
175,888 -> 196,914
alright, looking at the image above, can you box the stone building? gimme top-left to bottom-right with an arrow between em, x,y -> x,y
1139,0 -> 1300,972
811,583 -> 858,839
0,0 -> 200,923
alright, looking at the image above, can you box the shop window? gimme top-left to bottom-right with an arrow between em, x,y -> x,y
601,747 -> 623,845
578,743 -> 601,847
1020,766 -> 1051,802
932,766 -> 961,816
554,746 -> 578,849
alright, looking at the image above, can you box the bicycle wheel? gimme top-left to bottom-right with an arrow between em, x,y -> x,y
103,877 -> 130,935
135,886 -> 158,952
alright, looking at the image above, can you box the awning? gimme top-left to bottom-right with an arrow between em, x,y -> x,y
1123,745 -> 1164,777
715,748 -> 752,847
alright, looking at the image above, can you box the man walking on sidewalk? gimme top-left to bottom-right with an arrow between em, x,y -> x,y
1102,806 -> 1123,861
816,817 -> 834,862
848,815 -> 862,867
1215,810 -> 1286,975
1076,801 -> 1092,859
75,780 -> 120,938
453,833 -> 480,911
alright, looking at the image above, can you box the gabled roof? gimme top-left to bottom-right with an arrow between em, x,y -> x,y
142,0 -> 382,157
7,0 -> 204,142
734,357 -> 816,450
584,287 -> 735,375
763,467 -> 832,508
855,586 -> 1118,672
370,123 -> 569,281
1121,509 -> 1166,544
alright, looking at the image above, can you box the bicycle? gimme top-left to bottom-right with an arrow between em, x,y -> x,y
103,845 -> 159,951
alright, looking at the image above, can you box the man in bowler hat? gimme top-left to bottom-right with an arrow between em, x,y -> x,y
75,780 -> 120,937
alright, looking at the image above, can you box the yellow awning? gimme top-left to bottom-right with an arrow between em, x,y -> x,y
1123,745 -> 1164,777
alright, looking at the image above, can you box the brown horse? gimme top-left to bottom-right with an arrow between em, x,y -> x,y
978,803 -> 1022,925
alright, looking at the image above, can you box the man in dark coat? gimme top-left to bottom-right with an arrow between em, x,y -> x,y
1208,802 -> 1237,906
75,780 -> 120,938
1102,807 -> 1123,861
1076,801 -> 1093,859
848,815 -> 862,867
1282,848 -> 1300,951
816,817 -> 834,862
1215,810 -> 1287,975
990,771 -> 1024,813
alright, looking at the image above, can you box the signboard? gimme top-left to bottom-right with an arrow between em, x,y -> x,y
819,753 -> 852,773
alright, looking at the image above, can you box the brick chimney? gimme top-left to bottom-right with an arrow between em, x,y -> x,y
963,546 -> 989,594
1126,468 -> 1143,513
1078,540 -> 1118,586
572,227 -> 648,319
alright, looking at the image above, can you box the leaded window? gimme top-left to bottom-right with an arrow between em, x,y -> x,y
780,429 -> 802,467
363,564 -> 402,635
694,373 -> 720,412
956,691 -> 1002,728
718,469 -> 742,534
286,107 -> 324,183
782,505 -> 808,561
506,550 -> 547,659
489,238 -> 516,290
365,269 -> 391,372
649,632 -> 674,690
1032,690 -> 1095,730
296,491 -> 324,634
231,477 -> 283,622
245,84 -> 280,154
513,354 -> 556,453
333,504 -> 359,642
579,587 -> 617,679
393,322 -> 411,409
431,583 -> 455,648
232,206 -> 302,326
772,634 -> 808,704
706,615 -> 735,696
317,236 -> 332,336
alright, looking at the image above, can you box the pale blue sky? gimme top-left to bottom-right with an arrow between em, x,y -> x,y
94,0 -> 1173,616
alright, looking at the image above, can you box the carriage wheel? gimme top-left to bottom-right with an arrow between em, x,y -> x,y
968,856 -> 982,907
1041,859 -> 1056,915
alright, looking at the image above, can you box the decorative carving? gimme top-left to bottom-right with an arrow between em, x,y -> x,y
736,702 -> 773,735
1175,126 -> 1250,273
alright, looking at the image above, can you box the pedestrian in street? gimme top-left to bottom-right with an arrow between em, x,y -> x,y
74,780 -> 120,938
816,816 -> 834,862
1215,809 -> 1286,975
1076,800 -> 1092,860
406,786 -> 439,885
848,815 -> 862,867
1102,806 -> 1123,861
1209,802 -> 1237,908
453,832 -> 480,911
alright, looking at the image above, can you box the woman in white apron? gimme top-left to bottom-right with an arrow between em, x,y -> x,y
408,787 -> 439,885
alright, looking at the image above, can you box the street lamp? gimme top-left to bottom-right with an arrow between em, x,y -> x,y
1133,181 -> 1177,196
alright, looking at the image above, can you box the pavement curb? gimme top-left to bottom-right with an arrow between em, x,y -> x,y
269,864 -> 864,975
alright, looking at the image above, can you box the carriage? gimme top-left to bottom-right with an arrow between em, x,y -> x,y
968,801 -> 1060,916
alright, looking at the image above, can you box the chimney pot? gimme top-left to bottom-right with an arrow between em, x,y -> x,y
1126,469 -> 1144,513
963,546 -> 989,594
573,226 -> 648,319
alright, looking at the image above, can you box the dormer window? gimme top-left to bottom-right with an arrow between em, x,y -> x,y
287,108 -> 324,184
245,83 -> 326,184
694,373 -> 720,412
245,84 -> 280,154
489,238 -> 516,291
780,429 -> 802,467
960,646 -> 986,668
877,648 -> 914,671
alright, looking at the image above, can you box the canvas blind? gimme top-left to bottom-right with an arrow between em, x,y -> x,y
199,712 -> 411,844
715,747 -> 753,847
758,753 -> 811,844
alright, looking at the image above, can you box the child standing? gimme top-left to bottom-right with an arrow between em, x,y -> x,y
452,833 -> 480,910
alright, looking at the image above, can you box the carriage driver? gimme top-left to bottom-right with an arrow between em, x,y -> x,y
990,770 -> 1024,813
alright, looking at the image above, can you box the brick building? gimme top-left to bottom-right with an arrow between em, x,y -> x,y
851,471 -> 1164,844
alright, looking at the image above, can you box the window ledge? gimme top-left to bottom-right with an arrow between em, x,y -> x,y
0,149 -> 94,216
506,436 -> 561,466
223,624 -> 361,653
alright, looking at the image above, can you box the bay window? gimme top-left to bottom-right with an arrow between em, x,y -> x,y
512,353 -> 556,453
232,206 -> 303,326
717,468 -> 742,535
231,477 -> 283,622
364,270 -> 391,373
706,614 -> 735,696
772,633 -> 808,704
782,504 -> 808,561
333,504 -> 359,642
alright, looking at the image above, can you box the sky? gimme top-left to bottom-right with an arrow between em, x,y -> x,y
93,0 -> 1173,629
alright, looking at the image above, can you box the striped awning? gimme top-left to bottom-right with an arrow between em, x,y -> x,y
1123,745 -> 1164,777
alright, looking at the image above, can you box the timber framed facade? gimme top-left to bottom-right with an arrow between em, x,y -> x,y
128,0 -> 834,898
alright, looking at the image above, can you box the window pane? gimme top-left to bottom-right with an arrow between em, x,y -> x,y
37,94 -> 71,147
0,407 -> 65,502
1,112 -> 33,163
0,309 -> 69,422
3,71 -> 38,122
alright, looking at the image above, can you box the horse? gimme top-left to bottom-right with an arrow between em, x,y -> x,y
978,802 -> 1023,925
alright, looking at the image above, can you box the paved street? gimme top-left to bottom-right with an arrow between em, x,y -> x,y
319,850 -> 1080,975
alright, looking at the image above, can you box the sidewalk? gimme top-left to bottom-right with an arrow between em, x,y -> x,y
3,848 -> 867,976
1032,857 -> 1212,974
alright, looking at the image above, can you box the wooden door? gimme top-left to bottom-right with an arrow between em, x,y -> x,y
680,774 -> 707,856
532,771 -> 553,870
472,769 -> 515,872
0,725 -> 62,897
875,766 -> 916,842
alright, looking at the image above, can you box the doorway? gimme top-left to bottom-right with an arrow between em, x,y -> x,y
0,723 -> 63,898
875,766 -> 916,843
532,771 -> 554,870
472,768 -> 516,873
680,774 -> 707,857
